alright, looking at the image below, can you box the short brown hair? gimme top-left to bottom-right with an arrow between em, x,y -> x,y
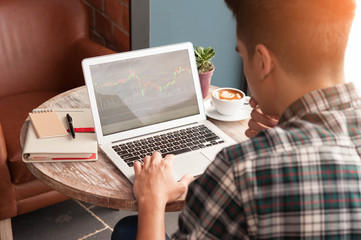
225,0 -> 356,77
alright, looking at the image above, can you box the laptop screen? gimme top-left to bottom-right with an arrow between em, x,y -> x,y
89,49 -> 199,136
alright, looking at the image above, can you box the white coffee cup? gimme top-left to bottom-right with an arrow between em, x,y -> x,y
212,88 -> 246,116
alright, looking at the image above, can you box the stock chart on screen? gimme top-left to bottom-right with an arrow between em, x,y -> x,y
89,50 -> 199,135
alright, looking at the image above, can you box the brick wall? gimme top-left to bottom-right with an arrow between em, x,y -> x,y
83,0 -> 130,52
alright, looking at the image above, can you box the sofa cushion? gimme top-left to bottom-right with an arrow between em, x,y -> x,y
0,91 -> 60,184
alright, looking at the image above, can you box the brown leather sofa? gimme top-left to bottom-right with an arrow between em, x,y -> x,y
0,0 -> 114,238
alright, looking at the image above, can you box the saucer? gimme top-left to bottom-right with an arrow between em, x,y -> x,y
203,97 -> 252,122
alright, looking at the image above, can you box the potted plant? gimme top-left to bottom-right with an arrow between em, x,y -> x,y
194,45 -> 216,98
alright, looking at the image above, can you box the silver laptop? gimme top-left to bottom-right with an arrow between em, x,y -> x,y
82,42 -> 235,183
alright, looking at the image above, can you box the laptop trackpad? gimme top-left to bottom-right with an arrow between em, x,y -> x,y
173,153 -> 211,180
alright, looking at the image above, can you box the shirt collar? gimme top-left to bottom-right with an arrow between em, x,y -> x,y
279,82 -> 361,123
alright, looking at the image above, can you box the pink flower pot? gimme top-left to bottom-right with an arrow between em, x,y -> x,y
199,68 -> 214,99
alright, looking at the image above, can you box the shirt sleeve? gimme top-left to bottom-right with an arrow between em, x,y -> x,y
171,150 -> 248,239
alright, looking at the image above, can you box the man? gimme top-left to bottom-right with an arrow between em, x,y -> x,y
113,0 -> 361,239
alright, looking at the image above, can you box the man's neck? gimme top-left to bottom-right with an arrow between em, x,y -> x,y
274,70 -> 346,116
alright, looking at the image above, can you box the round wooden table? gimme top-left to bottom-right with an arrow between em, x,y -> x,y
20,85 -> 250,211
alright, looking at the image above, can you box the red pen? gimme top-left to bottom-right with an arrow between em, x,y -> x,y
67,128 -> 95,133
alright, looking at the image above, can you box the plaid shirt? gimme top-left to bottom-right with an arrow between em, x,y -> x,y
172,83 -> 361,239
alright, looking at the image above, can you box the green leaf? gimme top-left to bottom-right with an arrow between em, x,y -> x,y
194,45 -> 216,73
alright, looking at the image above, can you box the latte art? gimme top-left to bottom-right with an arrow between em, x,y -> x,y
215,89 -> 243,100
220,90 -> 238,99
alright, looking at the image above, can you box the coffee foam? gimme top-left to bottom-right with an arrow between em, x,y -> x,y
215,89 -> 243,100
221,91 -> 236,99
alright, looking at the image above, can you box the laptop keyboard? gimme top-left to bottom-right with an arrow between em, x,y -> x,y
111,125 -> 225,167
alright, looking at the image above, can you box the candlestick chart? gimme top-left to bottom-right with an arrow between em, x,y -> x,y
94,66 -> 192,97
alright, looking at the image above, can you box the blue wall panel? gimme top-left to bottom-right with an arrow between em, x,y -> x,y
150,0 -> 244,89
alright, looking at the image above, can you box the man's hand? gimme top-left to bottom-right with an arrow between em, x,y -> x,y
245,97 -> 279,138
133,151 -> 193,207
133,152 -> 193,206
133,152 -> 193,240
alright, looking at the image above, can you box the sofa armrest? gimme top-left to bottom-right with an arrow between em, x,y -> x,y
0,123 -> 17,220
71,38 -> 116,58
59,38 -> 116,90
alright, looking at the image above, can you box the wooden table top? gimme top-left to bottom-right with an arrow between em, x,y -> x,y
20,85 -> 250,211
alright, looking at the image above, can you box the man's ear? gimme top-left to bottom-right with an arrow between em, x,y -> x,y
255,44 -> 274,80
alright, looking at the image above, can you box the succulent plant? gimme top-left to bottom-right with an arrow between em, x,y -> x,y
194,45 -> 215,73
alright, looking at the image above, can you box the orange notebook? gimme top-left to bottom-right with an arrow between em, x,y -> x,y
28,110 -> 68,138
